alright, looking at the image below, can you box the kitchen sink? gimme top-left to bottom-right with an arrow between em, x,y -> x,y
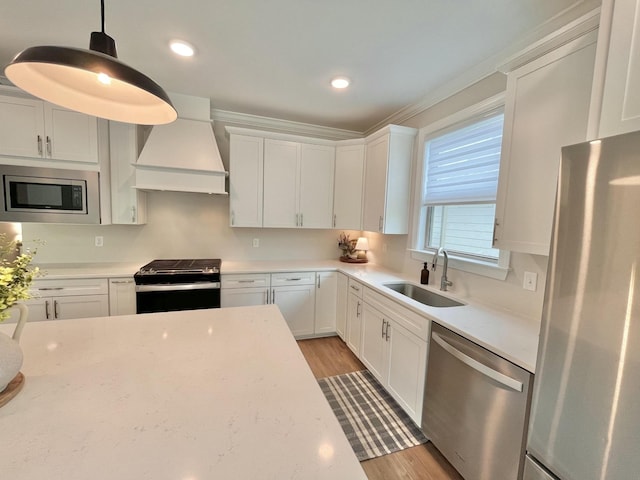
383,283 -> 464,308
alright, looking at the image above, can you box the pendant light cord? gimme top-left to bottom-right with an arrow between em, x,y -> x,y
100,0 -> 105,33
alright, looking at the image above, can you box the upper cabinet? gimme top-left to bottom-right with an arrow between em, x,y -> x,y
0,93 -> 98,165
333,142 -> 365,230
108,122 -> 147,225
226,127 -> 336,229
362,125 -> 417,234
592,0 -> 640,138
494,30 -> 597,256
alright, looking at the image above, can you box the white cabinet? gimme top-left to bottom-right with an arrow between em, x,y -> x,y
27,278 -> 109,321
595,0 -> 640,138
271,272 -> 316,338
0,94 -> 98,164
221,273 -> 270,307
361,287 -> 429,424
333,143 -> 365,229
108,277 -> 137,316
109,122 -> 147,225
228,134 -> 264,227
335,272 -> 348,340
263,140 -> 335,228
314,271 -> 337,336
362,125 -> 417,234
346,278 -> 364,356
494,31 -> 597,256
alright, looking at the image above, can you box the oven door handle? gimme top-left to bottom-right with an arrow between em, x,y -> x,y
135,282 -> 221,293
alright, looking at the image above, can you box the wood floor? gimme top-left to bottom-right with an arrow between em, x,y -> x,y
297,336 -> 463,480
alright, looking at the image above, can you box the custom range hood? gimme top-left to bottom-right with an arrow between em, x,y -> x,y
134,92 -> 227,194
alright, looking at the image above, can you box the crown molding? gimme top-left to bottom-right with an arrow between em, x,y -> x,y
211,108 -> 362,140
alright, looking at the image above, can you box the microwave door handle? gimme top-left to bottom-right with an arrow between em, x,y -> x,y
432,332 -> 523,392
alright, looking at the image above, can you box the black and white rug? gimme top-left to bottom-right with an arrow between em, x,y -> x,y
318,370 -> 428,461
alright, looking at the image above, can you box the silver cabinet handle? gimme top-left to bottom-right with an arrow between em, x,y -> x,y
45,300 -> 50,319
231,210 -> 235,226
432,332 -> 523,392
237,279 -> 256,284
272,289 -> 276,303
295,213 -> 299,227
381,319 -> 386,338
317,275 -> 321,288
111,280 -> 133,284
300,213 -> 303,227
350,285 -> 360,292
38,287 -> 64,291
356,300 -> 361,317
265,289 -> 269,304
131,206 -> 136,223
46,136 -> 52,157
37,135 -> 43,156
286,277 -> 302,281
54,300 -> 59,319
378,215 -> 383,232
385,321 -> 390,341
333,214 -> 336,228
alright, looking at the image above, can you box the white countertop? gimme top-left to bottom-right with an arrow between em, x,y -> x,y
34,259 -> 540,372
0,306 -> 367,480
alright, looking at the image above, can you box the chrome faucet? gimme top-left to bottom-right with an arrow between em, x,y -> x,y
432,247 -> 453,292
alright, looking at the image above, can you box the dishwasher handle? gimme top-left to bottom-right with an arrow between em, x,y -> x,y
432,332 -> 523,392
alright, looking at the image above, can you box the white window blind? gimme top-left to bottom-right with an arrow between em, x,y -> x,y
423,113 -> 504,205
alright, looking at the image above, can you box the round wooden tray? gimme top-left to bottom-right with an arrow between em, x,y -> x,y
0,372 -> 25,408
339,256 -> 368,264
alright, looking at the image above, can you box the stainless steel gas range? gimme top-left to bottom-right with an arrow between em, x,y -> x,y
134,259 -> 221,314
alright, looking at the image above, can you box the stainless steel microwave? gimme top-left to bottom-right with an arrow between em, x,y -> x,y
0,165 -> 100,224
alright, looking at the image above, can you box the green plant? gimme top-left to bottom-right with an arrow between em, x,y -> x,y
0,235 -> 38,322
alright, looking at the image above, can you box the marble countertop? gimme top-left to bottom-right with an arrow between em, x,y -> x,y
0,306 -> 367,480
34,259 -> 540,372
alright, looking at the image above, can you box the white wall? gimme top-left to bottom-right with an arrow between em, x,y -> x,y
22,191 -> 357,265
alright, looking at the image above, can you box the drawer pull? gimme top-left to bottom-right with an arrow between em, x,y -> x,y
38,287 -> 64,291
237,280 -> 256,284
350,285 -> 360,292
286,277 -> 302,281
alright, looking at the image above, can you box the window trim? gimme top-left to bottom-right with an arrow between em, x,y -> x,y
409,92 -> 510,281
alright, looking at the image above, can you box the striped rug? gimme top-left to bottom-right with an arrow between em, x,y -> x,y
318,370 -> 428,461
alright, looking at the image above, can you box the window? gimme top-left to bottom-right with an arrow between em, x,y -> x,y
412,96 -> 509,280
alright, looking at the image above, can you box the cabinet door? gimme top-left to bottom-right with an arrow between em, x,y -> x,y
494,33 -> 596,255
333,144 -> 365,230
23,298 -> 50,322
0,95 -> 44,158
54,294 -> 109,320
229,134 -> 264,227
108,278 -> 137,316
598,0 -> 640,137
263,139 -> 300,227
221,288 -> 269,308
363,135 -> 388,233
360,303 -> 387,383
314,271 -> 337,335
335,272 -> 348,340
346,292 -> 363,356
386,320 -> 427,425
109,122 -> 147,224
299,143 -> 335,228
44,103 -> 98,163
272,284 -> 315,338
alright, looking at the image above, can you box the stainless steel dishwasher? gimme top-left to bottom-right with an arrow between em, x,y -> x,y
421,323 -> 533,480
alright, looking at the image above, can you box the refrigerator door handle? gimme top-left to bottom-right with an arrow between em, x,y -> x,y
432,332 -> 524,392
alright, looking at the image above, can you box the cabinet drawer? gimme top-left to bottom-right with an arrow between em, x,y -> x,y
364,287 -> 429,341
270,271 -> 316,286
347,278 -> 364,298
31,278 -> 109,297
222,273 -> 270,289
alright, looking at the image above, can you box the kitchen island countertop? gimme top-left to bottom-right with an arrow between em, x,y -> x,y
0,306 -> 367,480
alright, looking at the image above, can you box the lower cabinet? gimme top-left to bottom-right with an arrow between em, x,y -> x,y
314,271 -> 337,335
346,279 -> 364,356
221,273 -> 270,307
27,278 -> 109,321
360,287 -> 429,425
108,277 -> 136,315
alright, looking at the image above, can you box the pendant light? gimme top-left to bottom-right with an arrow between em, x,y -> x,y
4,0 -> 177,125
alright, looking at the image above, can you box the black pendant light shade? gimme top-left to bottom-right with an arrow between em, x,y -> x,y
4,2 -> 176,125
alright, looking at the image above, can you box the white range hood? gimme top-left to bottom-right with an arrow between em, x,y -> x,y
134,92 -> 228,194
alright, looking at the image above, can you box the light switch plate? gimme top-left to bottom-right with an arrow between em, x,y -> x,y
252,238 -> 260,248
95,236 -> 103,247
523,271 -> 537,291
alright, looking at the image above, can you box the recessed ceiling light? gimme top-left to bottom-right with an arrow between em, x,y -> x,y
170,40 -> 195,57
331,77 -> 350,89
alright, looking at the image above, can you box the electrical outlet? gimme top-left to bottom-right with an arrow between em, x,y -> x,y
523,271 -> 537,291
252,238 -> 260,248
95,236 -> 104,247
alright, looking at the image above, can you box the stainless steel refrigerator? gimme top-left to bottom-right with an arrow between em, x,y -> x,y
524,131 -> 640,479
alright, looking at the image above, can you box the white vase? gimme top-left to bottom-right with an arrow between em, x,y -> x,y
0,303 -> 28,392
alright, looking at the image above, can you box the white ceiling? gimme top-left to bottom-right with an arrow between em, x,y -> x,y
0,0 -> 600,133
